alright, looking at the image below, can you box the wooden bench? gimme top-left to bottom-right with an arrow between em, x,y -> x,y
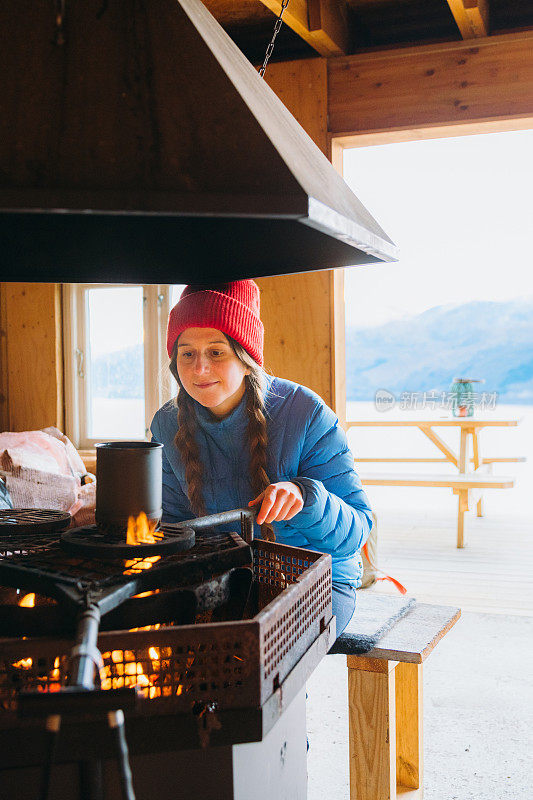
334,600 -> 461,800
359,472 -> 515,548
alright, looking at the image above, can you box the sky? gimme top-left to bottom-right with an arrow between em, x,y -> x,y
343,128 -> 533,328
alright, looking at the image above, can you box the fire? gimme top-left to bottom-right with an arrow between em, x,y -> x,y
11,654 -> 63,694
98,639 -> 189,701
18,593 -> 35,608
126,512 -> 163,546
12,657 -> 32,669
100,643 -> 165,699
123,555 -> 161,575
129,623 -> 160,633
123,512 -> 164,575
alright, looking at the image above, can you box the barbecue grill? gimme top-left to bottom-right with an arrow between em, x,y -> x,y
0,507 -> 334,800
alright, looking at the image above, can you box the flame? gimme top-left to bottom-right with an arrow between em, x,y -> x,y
98,651 -> 185,699
126,512 -> 162,546
133,589 -> 160,598
11,653 -> 64,695
50,656 -> 61,680
12,657 -> 32,669
123,555 -> 161,575
129,623 -> 161,633
98,636 -> 178,700
18,593 -> 35,608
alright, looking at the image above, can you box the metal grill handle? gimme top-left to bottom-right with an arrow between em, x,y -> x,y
172,508 -> 256,539
174,507 -> 256,530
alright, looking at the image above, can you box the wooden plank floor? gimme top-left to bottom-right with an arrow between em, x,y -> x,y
366,509 -> 533,616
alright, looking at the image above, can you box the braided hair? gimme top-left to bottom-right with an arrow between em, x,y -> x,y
169,337 -> 275,541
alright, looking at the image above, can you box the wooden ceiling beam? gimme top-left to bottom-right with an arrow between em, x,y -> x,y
327,31 -> 533,137
446,0 -> 489,39
258,0 -> 348,56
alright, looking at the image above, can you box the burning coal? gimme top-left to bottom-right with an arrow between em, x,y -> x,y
18,593 -> 35,608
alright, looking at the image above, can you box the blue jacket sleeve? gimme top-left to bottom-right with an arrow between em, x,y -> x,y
150,412 -> 194,524
284,400 -> 372,559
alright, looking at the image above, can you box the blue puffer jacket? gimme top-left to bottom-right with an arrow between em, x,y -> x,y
150,375 -> 373,587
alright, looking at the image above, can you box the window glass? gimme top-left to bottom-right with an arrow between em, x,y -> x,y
86,287 -> 145,439
171,284 -> 185,307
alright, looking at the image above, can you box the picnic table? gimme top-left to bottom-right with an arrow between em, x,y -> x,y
345,417 -> 522,547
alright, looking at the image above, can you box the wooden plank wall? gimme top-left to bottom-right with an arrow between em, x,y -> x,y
0,283 -> 64,431
0,285 -> 7,431
328,31 -> 533,136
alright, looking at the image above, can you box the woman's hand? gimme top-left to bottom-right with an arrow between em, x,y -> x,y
248,482 -> 304,525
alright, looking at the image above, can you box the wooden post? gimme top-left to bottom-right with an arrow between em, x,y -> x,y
458,427 -> 469,473
347,656 -> 398,800
471,429 -> 484,517
454,488 -> 469,548
395,662 -> 423,791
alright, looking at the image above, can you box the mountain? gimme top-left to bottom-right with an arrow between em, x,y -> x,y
346,298 -> 533,404
90,299 -> 533,405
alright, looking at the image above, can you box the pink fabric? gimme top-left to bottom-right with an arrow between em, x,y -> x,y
0,431 -> 74,476
0,429 -> 95,527
42,427 -> 87,476
68,481 -> 96,527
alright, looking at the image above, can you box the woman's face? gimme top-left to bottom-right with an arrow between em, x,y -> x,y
176,328 -> 249,418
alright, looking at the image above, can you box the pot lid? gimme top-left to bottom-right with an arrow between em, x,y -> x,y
0,0 -> 398,282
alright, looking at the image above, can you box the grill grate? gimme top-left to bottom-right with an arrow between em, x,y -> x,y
0,529 -> 251,599
60,523 -> 195,559
0,542 -> 332,715
0,509 -> 71,535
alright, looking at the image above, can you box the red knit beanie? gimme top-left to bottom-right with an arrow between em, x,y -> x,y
166,281 -> 264,366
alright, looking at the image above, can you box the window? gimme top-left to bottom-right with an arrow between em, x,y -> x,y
339,129 -> 533,422
64,284 -> 184,448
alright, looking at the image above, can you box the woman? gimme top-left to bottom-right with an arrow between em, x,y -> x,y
150,281 -> 372,636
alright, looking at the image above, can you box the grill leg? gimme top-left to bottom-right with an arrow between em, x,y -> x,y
108,710 -> 136,800
70,604 -> 102,689
39,714 -> 61,800
79,759 -> 104,800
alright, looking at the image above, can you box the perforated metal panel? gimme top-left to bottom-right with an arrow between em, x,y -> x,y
0,541 -> 332,719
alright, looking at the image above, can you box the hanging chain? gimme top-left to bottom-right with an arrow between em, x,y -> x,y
259,0 -> 291,78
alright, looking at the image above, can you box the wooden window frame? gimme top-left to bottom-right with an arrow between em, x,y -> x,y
63,283 -> 174,449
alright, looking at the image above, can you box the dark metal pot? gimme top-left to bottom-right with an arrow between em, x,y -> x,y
95,441 -> 163,531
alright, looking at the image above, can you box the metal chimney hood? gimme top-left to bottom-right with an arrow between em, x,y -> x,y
0,0 -> 398,283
